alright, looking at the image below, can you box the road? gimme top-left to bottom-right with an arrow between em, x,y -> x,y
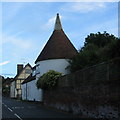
2,96 -> 76,120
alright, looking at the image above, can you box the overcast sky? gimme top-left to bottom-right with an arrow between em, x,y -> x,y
1,1 -> 119,77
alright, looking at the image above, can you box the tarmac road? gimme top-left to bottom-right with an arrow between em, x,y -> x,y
2,96 -> 76,120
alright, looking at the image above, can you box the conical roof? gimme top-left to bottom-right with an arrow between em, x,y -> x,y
35,14 -> 78,63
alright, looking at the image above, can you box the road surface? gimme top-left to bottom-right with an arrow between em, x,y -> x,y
2,96 -> 76,120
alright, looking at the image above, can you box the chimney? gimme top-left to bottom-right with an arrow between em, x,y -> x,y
17,64 -> 23,74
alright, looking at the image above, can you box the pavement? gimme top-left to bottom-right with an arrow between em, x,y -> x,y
2,96 -> 77,120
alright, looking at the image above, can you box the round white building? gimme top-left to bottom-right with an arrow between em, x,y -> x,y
35,13 -> 78,78
22,13 -> 78,102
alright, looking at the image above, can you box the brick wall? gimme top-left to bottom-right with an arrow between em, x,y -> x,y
44,58 -> 120,119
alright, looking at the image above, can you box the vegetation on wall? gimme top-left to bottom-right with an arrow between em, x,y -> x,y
36,70 -> 62,90
1,76 -> 13,96
69,31 -> 120,72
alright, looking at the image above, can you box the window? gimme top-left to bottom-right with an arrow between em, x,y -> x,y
25,69 -> 31,74
36,65 -> 40,74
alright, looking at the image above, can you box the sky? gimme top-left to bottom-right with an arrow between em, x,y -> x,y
0,1 -> 119,78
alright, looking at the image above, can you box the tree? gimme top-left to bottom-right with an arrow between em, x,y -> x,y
2,77 -> 13,96
69,31 -> 119,72
84,31 -> 118,48
108,39 -> 120,59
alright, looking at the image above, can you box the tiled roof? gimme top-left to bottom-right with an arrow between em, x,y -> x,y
35,14 -> 78,63
13,63 -> 32,81
22,74 -> 36,84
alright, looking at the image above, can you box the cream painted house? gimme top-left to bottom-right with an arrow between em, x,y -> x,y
10,63 -> 32,99
21,13 -> 78,101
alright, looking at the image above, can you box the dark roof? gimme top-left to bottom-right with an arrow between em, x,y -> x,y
22,74 -> 36,84
32,65 -> 36,70
35,14 -> 78,64
2,78 -> 13,86
3,79 -> 12,86
13,63 -> 32,81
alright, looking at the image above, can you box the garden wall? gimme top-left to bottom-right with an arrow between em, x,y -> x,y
44,58 -> 120,119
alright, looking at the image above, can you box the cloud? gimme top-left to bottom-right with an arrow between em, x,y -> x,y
44,16 -> 56,30
2,33 -> 33,49
0,61 -> 10,66
61,2 -> 107,13
43,15 -> 62,30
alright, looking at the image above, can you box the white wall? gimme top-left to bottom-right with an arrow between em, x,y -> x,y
36,59 -> 70,78
10,81 -> 15,98
21,83 -> 26,100
27,80 -> 43,101
22,80 -> 43,101
14,88 -> 17,98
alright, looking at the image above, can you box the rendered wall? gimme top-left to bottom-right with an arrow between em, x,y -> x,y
22,80 -> 43,101
36,59 -> 70,78
10,81 -> 15,98
26,80 -> 43,101
21,83 -> 26,100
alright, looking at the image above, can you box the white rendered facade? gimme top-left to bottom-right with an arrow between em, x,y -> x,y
22,67 -> 43,101
22,80 -> 43,101
22,59 -> 70,102
21,83 -> 26,100
10,81 -> 15,98
36,59 -> 70,79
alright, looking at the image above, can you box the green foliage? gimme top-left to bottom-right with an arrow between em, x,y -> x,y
69,49 -> 99,72
69,31 -> 120,72
108,39 -> 120,59
84,31 -> 118,48
1,77 -> 12,96
36,70 -> 62,90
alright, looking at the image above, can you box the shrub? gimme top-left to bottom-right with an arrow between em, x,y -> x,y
36,70 -> 62,90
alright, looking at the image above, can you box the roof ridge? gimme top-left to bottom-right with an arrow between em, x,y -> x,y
54,13 -> 62,31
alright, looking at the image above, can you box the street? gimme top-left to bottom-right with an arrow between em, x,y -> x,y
2,96 -> 76,120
